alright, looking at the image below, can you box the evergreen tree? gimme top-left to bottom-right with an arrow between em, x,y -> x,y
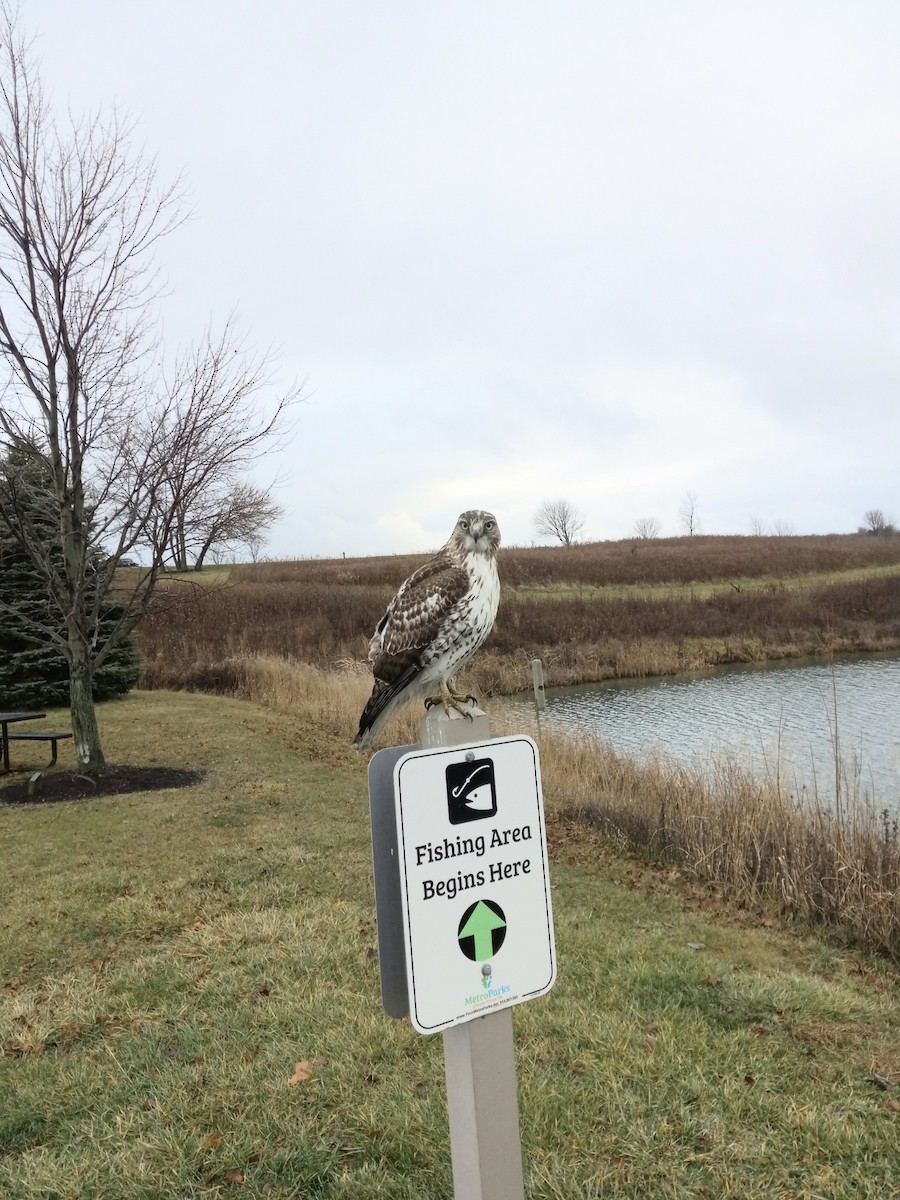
0,449 -> 139,708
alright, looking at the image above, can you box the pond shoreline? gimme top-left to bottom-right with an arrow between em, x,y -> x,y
471,628 -> 900,698
507,647 -> 900,812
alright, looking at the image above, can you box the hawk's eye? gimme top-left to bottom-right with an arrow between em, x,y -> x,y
485,520 -> 494,530
460,520 -> 469,530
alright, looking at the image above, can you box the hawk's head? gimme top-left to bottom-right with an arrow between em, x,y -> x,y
452,510 -> 501,557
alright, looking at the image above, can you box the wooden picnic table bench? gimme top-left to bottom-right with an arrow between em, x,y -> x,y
0,711 -> 73,773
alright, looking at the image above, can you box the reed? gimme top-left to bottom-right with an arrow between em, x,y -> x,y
528,723 -> 900,959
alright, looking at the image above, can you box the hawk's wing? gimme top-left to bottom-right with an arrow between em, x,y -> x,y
369,550 -> 470,688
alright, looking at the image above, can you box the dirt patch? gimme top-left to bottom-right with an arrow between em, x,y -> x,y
0,765 -> 203,805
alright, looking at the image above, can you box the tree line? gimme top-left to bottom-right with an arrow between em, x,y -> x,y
533,496 -> 895,545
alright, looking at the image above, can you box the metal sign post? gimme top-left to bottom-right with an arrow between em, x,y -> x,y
369,705 -> 556,1200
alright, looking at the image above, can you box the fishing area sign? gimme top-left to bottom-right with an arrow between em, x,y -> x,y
369,733 -> 556,1035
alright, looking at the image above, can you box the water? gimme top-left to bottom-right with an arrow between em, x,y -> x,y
519,653 -> 900,808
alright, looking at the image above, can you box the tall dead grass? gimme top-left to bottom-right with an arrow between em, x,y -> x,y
497,532 -> 900,588
137,562 -> 900,695
527,724 -> 900,957
194,652 -> 900,958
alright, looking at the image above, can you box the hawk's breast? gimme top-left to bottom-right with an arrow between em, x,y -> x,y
424,551 -> 499,673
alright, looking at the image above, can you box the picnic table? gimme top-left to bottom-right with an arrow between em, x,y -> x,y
0,711 -> 72,774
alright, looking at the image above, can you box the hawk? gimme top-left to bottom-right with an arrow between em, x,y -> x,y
354,510 -> 501,749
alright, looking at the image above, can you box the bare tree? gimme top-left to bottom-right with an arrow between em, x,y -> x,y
770,518 -> 796,537
863,508 -> 896,536
678,490 -> 700,536
748,514 -> 768,536
0,8 -> 299,767
633,516 -> 661,540
183,483 -> 284,571
534,498 -> 585,546
146,321 -> 294,571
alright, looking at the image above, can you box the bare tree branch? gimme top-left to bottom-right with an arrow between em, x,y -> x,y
679,490 -> 699,536
863,508 -> 895,536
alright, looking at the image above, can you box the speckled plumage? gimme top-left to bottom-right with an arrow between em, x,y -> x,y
354,510 -> 501,749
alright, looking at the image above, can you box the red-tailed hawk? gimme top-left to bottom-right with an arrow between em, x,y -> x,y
354,510 -> 501,749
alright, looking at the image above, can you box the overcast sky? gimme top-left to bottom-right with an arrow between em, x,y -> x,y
24,1 -> 900,556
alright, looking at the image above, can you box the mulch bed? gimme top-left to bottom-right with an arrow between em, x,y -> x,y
0,765 -> 203,805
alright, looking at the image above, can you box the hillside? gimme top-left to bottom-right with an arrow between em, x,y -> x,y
137,533 -> 900,694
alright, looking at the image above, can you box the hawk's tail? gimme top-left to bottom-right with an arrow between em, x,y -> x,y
354,665 -> 421,751
354,683 -> 399,751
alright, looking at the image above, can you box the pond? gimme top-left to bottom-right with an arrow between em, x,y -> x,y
518,652 -> 900,809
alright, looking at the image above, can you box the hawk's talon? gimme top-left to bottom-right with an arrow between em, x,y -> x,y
423,682 -> 479,720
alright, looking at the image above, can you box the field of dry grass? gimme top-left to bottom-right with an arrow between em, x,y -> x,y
238,532 -> 900,589
137,534 -> 900,694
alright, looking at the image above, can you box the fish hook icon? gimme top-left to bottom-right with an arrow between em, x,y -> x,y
451,763 -> 491,799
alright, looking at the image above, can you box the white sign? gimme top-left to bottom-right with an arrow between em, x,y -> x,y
393,734 -> 556,1034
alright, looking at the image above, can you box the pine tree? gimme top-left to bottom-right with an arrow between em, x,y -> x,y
0,450 -> 140,708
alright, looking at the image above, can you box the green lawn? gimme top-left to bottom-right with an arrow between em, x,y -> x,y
2,692 -> 899,1198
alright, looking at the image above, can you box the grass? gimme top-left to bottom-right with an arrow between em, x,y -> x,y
3,690 -> 900,1198
241,533 -> 900,590
513,559 -> 900,601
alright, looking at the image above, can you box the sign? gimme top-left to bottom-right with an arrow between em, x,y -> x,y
392,734 -> 555,1034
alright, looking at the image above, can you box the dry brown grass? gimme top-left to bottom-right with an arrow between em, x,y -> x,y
527,723 -> 900,958
137,536 -> 900,694
496,531 -> 900,587
242,532 -> 900,589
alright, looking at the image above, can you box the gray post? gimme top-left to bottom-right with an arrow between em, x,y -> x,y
420,704 -> 526,1200
531,657 -> 545,738
531,658 -> 546,712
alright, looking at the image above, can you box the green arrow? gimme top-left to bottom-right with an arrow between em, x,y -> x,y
459,901 -> 506,960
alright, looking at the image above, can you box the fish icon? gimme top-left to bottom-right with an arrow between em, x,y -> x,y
446,758 -> 497,823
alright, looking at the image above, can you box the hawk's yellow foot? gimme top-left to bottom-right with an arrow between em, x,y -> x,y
424,678 -> 477,719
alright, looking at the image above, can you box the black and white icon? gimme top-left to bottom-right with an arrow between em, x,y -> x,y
446,757 -> 497,824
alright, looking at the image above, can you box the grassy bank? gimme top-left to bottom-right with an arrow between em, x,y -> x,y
3,691 -> 900,1198
136,534 -> 900,694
